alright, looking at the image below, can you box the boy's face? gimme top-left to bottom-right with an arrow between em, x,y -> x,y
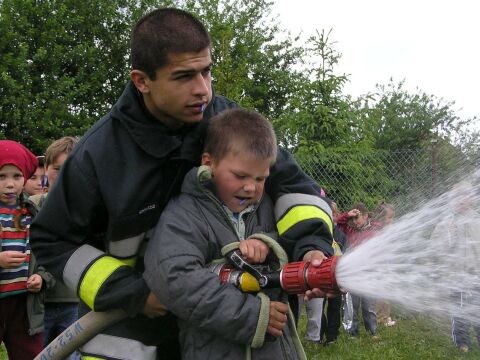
46,152 -> 68,188
0,164 -> 24,205
24,166 -> 45,196
352,213 -> 369,228
132,48 -> 213,129
202,151 -> 271,213
383,208 -> 395,225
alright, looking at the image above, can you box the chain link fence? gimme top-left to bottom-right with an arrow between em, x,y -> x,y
296,145 -> 479,216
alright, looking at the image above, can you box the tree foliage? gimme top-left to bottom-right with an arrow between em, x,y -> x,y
0,0 -> 477,202
0,0 -> 155,153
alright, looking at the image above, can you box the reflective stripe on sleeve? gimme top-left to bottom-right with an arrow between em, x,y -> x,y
108,233 -> 144,258
63,245 -> 104,294
277,205 -> 333,236
79,256 -> 127,310
80,334 -> 156,360
275,193 -> 333,236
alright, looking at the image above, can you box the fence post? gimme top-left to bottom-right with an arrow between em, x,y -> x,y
431,139 -> 438,196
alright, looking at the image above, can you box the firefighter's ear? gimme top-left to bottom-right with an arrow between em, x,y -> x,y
130,70 -> 150,94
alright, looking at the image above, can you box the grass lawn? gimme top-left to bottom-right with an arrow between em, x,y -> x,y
1,311 -> 478,359
298,310 -> 480,360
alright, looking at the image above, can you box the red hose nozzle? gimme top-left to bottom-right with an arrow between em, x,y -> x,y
280,257 -> 340,295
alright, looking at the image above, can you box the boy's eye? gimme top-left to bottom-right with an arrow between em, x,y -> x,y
234,173 -> 246,179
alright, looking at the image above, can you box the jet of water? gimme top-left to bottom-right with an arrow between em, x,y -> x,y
336,171 -> 480,321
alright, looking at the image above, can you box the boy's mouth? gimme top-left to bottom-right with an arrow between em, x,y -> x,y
235,196 -> 251,205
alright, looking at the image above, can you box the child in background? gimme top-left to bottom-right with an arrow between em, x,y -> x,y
336,203 -> 381,337
320,201 -> 347,345
302,196 -> 346,345
29,136 -> 80,359
0,140 -> 53,360
23,156 -> 46,196
373,201 -> 397,327
144,108 -> 306,359
430,182 -> 480,353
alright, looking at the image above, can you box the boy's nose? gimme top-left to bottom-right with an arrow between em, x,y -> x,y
243,182 -> 255,192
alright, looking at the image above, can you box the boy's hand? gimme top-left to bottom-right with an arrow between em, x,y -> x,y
239,238 -> 269,264
0,251 -> 27,268
26,274 -> 43,292
267,301 -> 288,337
348,209 -> 360,218
143,291 -> 168,318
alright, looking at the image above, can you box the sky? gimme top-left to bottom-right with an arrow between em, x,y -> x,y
272,0 -> 480,121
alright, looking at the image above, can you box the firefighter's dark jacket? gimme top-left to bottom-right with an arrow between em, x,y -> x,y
30,81 -> 334,349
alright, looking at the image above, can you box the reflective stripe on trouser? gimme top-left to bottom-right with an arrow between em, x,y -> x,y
275,193 -> 333,236
80,334 -> 156,360
77,305 -> 181,360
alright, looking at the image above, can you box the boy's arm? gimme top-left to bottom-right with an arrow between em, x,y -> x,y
30,155 -> 150,316
144,199 -> 271,346
266,147 -> 334,260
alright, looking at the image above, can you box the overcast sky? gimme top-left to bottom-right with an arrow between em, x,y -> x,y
272,0 -> 480,121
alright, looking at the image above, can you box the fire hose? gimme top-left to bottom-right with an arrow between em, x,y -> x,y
35,250 -> 341,360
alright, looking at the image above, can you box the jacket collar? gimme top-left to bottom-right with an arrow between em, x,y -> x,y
111,81 -> 213,162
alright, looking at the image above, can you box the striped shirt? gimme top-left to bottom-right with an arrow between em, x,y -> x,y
0,204 -> 31,298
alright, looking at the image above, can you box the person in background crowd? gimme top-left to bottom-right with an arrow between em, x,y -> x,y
320,201 -> 347,345
373,201 -> 397,327
0,140 -> 54,360
430,182 -> 480,353
336,203 -> 381,337
23,156 -> 45,197
29,136 -> 80,360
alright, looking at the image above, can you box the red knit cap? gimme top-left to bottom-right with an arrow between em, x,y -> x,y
0,140 -> 39,184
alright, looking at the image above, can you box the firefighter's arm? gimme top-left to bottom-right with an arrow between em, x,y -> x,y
266,148 -> 334,261
30,156 -> 150,316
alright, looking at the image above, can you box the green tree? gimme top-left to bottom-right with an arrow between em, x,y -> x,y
360,79 -> 463,152
0,0 -> 156,153
274,29 -> 362,152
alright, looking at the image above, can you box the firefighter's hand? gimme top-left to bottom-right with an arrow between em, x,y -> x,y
302,250 -> 334,301
239,238 -> 269,264
0,251 -> 27,268
143,292 -> 168,318
267,301 -> 288,337
26,274 -> 43,293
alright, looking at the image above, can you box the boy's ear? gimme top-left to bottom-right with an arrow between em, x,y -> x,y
130,70 -> 150,94
201,152 -> 212,166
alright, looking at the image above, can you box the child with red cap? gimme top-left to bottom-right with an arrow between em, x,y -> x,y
0,140 -> 53,359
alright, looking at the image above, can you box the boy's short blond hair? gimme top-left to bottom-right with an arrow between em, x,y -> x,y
204,108 -> 277,164
45,136 -> 79,167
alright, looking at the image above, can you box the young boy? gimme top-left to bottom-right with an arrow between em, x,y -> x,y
144,108 -> 306,359
29,136 -> 80,360
23,156 -> 45,196
0,140 -> 53,359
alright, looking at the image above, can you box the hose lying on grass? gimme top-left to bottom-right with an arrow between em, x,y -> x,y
34,309 -> 127,360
